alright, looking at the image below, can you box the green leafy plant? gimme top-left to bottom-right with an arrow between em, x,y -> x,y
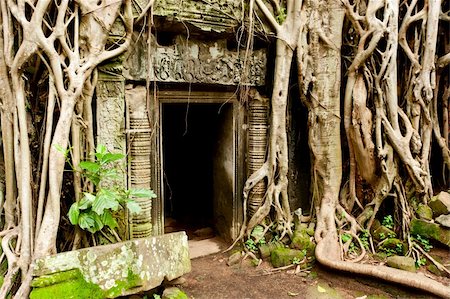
412,234 -> 433,252
415,257 -> 427,268
292,257 -> 301,265
67,145 -> 156,234
359,230 -> 370,250
340,233 -> 352,243
244,239 -> 258,252
275,7 -> 287,24
382,215 -> 394,229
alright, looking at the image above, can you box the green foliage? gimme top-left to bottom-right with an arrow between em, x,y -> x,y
275,7 -> 287,24
360,230 -> 370,250
382,215 -> 394,229
415,257 -> 427,268
412,234 -> 433,252
67,144 -> 156,234
340,233 -> 352,243
153,295 -> 161,299
245,226 -> 267,252
292,257 -> 301,265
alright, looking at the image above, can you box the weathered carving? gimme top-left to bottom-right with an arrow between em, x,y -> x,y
124,35 -> 267,86
152,0 -> 242,33
125,85 -> 154,239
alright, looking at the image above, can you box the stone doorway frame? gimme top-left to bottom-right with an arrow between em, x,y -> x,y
149,89 -> 245,241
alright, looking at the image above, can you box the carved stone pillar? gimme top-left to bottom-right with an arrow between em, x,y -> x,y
96,69 -> 128,240
247,90 -> 269,217
125,85 -> 153,239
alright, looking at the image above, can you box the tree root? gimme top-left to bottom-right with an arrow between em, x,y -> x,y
316,233 -> 450,298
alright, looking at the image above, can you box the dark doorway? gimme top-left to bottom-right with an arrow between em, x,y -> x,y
162,103 -> 234,239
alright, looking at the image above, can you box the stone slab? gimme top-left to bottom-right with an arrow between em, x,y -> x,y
31,232 -> 191,298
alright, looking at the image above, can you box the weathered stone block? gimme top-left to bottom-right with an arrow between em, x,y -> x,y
30,232 -> 191,298
416,203 -> 433,221
435,214 -> 450,228
386,256 -> 416,272
410,218 -> 450,247
429,191 -> 450,217
270,248 -> 305,268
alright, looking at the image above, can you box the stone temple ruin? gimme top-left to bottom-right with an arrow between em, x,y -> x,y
96,0 -> 271,242
95,0 -> 312,248
30,0 -> 312,297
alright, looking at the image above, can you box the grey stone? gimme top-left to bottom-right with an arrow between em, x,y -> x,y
435,214 -> 450,228
31,232 -> 191,298
162,287 -> 188,299
429,191 -> 450,217
386,256 -> 416,272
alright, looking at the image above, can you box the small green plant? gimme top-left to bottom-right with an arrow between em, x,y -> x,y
378,232 -> 386,240
275,7 -> 287,24
412,234 -> 433,252
153,294 -> 161,299
244,238 -> 258,252
382,215 -> 394,229
340,233 -> 352,243
67,144 -> 156,234
415,257 -> 427,268
359,230 -> 370,250
292,257 -> 301,265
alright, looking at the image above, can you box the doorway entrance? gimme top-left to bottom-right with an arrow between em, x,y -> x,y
156,90 -> 244,242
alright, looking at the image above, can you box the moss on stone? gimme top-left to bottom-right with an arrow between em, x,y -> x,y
271,247 -> 305,268
30,270 -> 104,299
410,218 -> 450,247
291,230 -> 315,256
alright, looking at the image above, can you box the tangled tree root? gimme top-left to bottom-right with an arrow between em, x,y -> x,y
316,233 -> 450,298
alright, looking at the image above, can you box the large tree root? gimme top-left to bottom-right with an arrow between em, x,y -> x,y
316,233 -> 450,298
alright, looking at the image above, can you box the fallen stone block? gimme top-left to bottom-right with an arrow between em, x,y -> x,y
410,218 -> 450,247
435,214 -> 450,228
386,256 -> 416,272
271,248 -> 305,268
429,191 -> 450,217
30,232 -> 191,299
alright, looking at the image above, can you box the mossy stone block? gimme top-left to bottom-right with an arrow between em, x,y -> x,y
290,230 -> 315,256
378,238 -> 407,255
416,203 -> 433,221
410,218 -> 450,247
270,248 -> 305,268
258,241 -> 284,259
373,226 -> 396,241
386,256 -> 416,272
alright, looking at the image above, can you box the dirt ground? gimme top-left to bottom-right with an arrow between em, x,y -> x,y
175,251 -> 444,299
158,231 -> 450,299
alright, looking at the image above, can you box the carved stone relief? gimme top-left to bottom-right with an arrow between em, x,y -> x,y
124,35 -> 267,86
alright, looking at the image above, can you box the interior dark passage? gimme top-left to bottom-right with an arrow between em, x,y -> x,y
162,103 -> 233,240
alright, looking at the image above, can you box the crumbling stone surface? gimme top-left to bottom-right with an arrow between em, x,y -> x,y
30,232 -> 191,298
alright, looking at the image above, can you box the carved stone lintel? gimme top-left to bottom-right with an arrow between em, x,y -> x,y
124,35 -> 267,86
